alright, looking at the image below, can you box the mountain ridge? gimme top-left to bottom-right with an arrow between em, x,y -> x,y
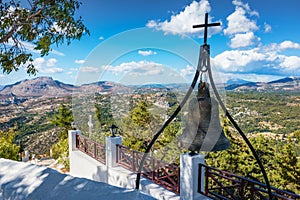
1,76 -> 300,99
226,76 -> 300,92
0,76 -> 126,97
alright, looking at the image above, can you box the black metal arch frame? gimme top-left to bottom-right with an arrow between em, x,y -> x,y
135,43 -> 273,199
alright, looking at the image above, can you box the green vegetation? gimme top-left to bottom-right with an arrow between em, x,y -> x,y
226,91 -> 300,135
0,0 -> 89,75
50,103 -> 73,170
94,94 -> 116,132
206,119 -> 300,194
0,125 -> 20,160
51,138 -> 69,171
50,103 -> 73,139
0,89 -> 299,193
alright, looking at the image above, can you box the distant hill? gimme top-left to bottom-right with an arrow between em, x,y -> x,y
268,76 -> 300,84
226,78 -> 252,85
1,76 -> 300,99
80,81 -> 129,94
0,77 -> 130,98
0,77 -> 76,97
226,76 -> 300,92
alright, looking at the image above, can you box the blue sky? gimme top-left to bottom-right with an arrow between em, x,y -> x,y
1,0 -> 300,85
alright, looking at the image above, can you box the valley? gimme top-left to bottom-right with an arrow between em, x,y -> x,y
0,76 -> 300,154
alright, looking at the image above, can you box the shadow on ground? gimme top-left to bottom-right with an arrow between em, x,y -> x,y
0,158 -> 155,200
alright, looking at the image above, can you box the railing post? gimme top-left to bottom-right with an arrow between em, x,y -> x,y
180,153 -> 206,200
84,138 -> 87,152
93,142 -> 97,158
68,130 -> 81,175
68,130 -> 81,152
177,166 -> 180,194
105,136 -> 122,168
152,157 -> 155,181
22,150 -> 29,162
116,144 -> 119,163
132,151 -> 135,172
204,166 -> 209,196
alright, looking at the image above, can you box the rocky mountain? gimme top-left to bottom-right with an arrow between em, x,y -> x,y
1,76 -> 300,101
0,77 -> 76,97
226,76 -> 300,92
0,77 -> 129,99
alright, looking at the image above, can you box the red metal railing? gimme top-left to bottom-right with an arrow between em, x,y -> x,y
116,144 -> 180,194
76,134 -> 106,164
199,163 -> 300,200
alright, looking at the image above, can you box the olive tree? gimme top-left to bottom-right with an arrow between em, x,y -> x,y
0,0 -> 89,74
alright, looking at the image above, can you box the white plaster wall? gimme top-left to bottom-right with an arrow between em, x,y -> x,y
70,150 -> 180,200
70,150 -> 108,183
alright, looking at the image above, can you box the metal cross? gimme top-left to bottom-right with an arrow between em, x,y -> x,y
193,13 -> 221,44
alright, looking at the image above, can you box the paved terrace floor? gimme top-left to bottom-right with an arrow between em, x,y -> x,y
0,158 -> 155,200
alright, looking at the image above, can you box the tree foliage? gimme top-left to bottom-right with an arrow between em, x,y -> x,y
50,103 -> 73,139
0,0 -> 89,74
51,138 -> 69,170
0,124 -> 20,160
122,99 -> 162,152
206,121 -> 300,194
121,95 -> 183,163
49,103 -> 73,170
94,94 -> 116,132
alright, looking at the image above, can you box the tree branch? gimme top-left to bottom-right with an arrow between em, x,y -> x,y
0,25 -> 18,43
0,7 -> 43,44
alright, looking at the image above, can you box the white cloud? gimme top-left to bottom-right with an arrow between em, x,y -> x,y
232,0 -> 259,16
99,36 -> 105,40
224,0 -> 259,48
278,41 -> 300,50
229,32 -> 257,48
102,61 -> 164,76
213,41 -> 300,75
146,20 -> 157,28
213,48 -> 265,71
180,65 -> 195,77
264,22 -> 272,33
33,57 -> 63,73
80,66 -> 100,73
224,7 -> 258,35
146,0 -> 221,37
280,56 -> 300,71
51,50 -> 65,56
70,67 -> 79,71
46,58 -> 57,67
266,41 -> 300,52
138,50 -> 157,56
220,72 -> 284,83
43,68 -> 63,73
75,59 -> 86,64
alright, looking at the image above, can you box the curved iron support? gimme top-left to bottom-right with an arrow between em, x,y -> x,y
135,47 -> 202,190
205,45 -> 273,199
207,71 -> 273,199
135,44 -> 273,200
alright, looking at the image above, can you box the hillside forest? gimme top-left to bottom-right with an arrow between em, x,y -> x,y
0,91 -> 299,194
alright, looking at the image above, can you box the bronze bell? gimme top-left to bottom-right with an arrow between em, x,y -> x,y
178,81 -> 230,152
